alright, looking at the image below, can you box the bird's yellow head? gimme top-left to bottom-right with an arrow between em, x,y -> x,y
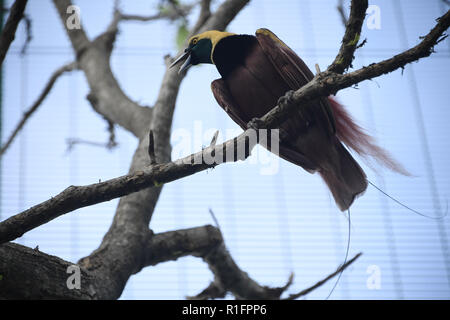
170,30 -> 236,73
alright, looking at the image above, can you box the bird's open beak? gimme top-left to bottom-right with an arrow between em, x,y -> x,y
169,48 -> 192,74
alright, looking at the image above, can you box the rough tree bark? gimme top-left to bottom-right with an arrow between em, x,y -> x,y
0,0 -> 448,299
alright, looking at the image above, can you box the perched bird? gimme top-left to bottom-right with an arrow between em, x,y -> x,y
170,29 -> 405,211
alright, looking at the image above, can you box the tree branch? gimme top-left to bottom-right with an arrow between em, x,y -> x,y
1,8 -> 448,245
52,0 -> 153,138
328,0 -> 367,73
61,0 -> 253,300
0,61 -> 78,157
0,242 -> 97,299
0,224 -> 310,300
0,0 -> 28,65
19,11 -> 32,55
144,225 -> 296,300
202,242 -> 294,299
262,9 -> 450,129
192,0 -> 212,34
200,0 -> 249,33
118,2 -> 195,23
0,129 -> 258,244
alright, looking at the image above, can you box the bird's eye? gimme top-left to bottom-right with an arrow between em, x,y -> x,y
192,38 -> 198,45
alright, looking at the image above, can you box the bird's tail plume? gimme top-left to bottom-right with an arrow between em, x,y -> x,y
328,97 -> 409,176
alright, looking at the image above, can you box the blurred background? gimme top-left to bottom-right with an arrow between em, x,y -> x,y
1,0 -> 449,299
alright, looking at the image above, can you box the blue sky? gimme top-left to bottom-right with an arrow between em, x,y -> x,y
1,0 -> 450,299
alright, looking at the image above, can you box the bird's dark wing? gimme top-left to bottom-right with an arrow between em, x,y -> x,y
211,78 -> 317,172
255,28 -> 314,88
255,28 -> 335,133
211,79 -> 249,129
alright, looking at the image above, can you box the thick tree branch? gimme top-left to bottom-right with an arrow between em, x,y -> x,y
0,61 -> 78,157
0,0 -> 28,65
0,242 -> 97,299
1,9 -> 448,245
147,224 -> 296,300
52,0 -> 152,138
1,224 -> 297,300
0,225 -> 242,299
64,0 -> 252,300
202,242 -> 294,299
0,130 -> 258,244
144,225 -> 223,266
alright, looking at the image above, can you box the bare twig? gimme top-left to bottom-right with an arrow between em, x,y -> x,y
65,111 -> 117,153
109,0 -> 194,30
192,0 -> 212,34
336,0 -> 348,26
356,38 -> 367,49
119,12 -> 164,22
20,12 -> 32,55
0,0 -> 28,65
0,61 -> 78,157
328,0 -> 368,73
106,119 -> 117,149
285,252 -> 362,300
208,208 -> 221,229
315,63 -> 321,74
65,138 -> 117,153
1,8 -> 448,245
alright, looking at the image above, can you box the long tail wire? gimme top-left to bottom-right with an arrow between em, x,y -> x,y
367,179 -> 448,220
326,208 -> 351,299
325,178 -> 448,299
